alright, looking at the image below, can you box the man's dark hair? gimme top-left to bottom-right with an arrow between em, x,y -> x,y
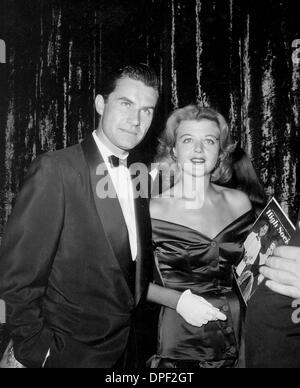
99,63 -> 160,101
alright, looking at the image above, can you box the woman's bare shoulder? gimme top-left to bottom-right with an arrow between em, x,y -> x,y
150,195 -> 174,219
214,185 -> 253,215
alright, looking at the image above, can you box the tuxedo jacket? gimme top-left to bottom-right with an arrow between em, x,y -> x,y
0,135 -> 153,368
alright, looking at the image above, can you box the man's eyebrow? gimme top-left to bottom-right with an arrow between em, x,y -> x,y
141,106 -> 155,111
117,97 -> 155,110
118,97 -> 134,104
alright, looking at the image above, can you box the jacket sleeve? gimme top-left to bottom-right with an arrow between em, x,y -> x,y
0,154 -> 65,368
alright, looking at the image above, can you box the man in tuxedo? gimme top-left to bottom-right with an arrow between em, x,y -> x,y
0,64 -> 159,368
245,212 -> 300,368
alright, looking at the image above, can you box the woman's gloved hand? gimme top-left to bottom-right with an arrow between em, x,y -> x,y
176,289 -> 227,327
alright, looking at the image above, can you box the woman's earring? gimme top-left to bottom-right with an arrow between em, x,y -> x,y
215,157 -> 221,170
211,158 -> 221,181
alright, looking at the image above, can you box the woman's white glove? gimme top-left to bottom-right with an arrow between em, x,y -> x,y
176,290 -> 227,327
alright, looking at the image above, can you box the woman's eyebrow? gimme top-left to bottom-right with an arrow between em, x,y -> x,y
179,133 -> 193,139
179,134 -> 220,140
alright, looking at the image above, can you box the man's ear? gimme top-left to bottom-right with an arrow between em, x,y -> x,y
95,95 -> 105,116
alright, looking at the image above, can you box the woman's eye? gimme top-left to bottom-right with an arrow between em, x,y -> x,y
205,139 -> 215,145
121,101 -> 131,108
183,138 -> 193,144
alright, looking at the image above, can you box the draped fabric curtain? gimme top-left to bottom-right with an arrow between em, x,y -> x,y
0,0 -> 299,240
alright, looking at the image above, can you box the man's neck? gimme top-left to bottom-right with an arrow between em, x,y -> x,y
95,127 -> 128,159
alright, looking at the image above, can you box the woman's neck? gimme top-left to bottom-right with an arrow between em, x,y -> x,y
173,172 -> 213,210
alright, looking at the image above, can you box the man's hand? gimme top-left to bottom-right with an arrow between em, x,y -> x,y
176,290 -> 227,327
260,246 -> 300,299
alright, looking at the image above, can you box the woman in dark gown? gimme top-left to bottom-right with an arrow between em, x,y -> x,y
147,105 -> 263,368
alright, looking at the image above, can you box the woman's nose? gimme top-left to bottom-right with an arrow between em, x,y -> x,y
194,141 -> 204,152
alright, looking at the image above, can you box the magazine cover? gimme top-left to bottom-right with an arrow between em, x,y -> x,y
236,198 -> 296,305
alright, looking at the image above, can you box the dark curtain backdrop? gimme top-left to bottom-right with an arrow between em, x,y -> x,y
0,0 -> 300,240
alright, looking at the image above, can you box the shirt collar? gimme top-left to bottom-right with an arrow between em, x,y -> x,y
92,130 -> 129,163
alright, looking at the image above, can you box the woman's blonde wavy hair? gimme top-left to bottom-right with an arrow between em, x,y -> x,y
155,105 -> 237,189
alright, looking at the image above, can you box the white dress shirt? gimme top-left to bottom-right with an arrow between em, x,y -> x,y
92,130 -> 138,261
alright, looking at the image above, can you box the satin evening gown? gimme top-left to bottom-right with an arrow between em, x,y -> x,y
150,210 -> 255,368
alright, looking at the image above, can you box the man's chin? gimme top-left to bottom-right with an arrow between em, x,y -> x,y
118,138 -> 143,151
117,143 -> 137,152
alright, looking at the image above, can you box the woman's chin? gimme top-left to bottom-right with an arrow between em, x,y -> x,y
182,171 -> 207,180
182,166 -> 212,178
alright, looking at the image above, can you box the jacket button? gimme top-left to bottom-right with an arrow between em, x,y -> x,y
211,241 -> 218,248
222,305 -> 229,313
226,327 -> 233,334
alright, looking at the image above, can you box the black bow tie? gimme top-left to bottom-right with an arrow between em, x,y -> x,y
108,155 -> 127,168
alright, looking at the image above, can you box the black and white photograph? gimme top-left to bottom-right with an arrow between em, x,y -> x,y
1,0 -> 300,371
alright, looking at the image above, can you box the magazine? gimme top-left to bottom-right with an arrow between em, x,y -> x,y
235,198 -> 296,305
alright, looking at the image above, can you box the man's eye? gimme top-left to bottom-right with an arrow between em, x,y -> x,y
121,101 -> 131,108
142,109 -> 153,116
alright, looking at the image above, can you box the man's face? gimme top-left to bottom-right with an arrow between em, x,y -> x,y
96,77 -> 159,151
268,242 -> 277,255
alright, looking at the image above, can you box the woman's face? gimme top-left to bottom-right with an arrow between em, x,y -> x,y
259,224 -> 269,237
173,119 -> 221,178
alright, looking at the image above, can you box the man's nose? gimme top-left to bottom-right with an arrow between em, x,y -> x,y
127,109 -> 141,126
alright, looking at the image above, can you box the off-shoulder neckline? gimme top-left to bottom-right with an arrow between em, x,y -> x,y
151,209 -> 254,242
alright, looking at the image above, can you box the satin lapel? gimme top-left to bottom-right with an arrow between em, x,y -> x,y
81,135 -> 133,291
131,174 -> 153,306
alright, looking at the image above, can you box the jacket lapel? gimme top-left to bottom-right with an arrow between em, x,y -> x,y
131,173 -> 154,306
81,135 -> 133,293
